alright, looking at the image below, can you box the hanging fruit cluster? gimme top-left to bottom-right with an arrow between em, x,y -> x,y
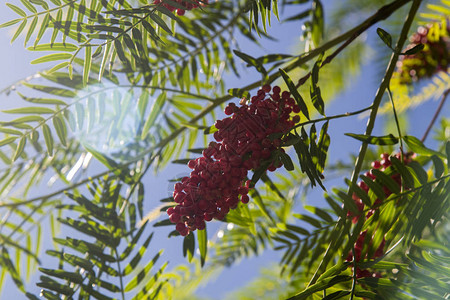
346,152 -> 414,278
168,84 -> 301,236
395,19 -> 449,84
153,0 -> 208,16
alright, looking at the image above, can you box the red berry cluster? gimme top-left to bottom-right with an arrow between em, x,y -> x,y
395,20 -> 449,84
153,0 -> 208,16
346,152 -> 414,278
168,84 -> 301,236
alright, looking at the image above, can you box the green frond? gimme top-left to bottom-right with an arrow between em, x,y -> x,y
36,177 -> 168,298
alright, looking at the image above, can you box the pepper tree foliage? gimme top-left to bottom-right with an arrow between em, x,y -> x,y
0,0 -> 449,299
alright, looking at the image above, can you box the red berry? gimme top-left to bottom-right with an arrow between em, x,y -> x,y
262,84 -> 271,93
272,86 -> 281,94
281,91 -> 290,99
169,213 -> 181,223
371,160 -> 381,169
224,105 -> 234,115
169,84 -> 301,235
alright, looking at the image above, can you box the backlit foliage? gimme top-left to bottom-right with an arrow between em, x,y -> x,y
0,0 -> 448,299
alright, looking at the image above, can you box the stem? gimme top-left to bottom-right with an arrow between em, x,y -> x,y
387,86 -> 404,161
292,105 -> 373,130
307,0 -> 422,288
421,88 -> 449,143
349,243 -> 358,300
349,0 -> 421,190
114,249 -> 126,300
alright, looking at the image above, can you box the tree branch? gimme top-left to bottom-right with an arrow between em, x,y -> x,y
306,0 -> 423,288
421,88 -> 449,143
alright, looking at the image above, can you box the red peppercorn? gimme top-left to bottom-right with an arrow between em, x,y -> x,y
168,84 -> 300,235
345,152 -> 414,277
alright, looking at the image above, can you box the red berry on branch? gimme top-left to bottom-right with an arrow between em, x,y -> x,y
168,84 -> 300,235
346,152 -> 415,277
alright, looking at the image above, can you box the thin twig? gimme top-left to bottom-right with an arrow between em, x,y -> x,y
292,105 -> 373,130
421,88 -> 450,143
349,243 -> 358,300
387,86 -> 404,161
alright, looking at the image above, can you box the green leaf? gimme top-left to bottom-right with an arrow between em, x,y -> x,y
287,275 -> 352,299
24,16 -> 38,46
228,88 -> 251,100
334,189 -> 359,215
377,27 -> 392,48
310,54 -> 325,116
197,228 -> 207,267
0,127 -> 22,135
34,12 -> 49,46
124,250 -> 163,292
42,124 -> 54,156
0,136 -> 19,147
3,107 -> 55,114
30,53 -> 73,65
22,83 -> 77,98
83,46 -> 92,86
234,50 -> 266,73
82,143 -> 118,170
39,268 -> 83,284
345,133 -> 399,145
250,160 -> 271,186
430,155 -> 444,178
183,232 -> 195,263
6,3 -> 26,17
28,43 -> 78,52
141,92 -> 166,139
12,136 -> 26,162
372,169 -> 401,194
62,253 -> 94,273
389,156 -> 415,188
294,214 -> 322,229
203,124 -> 218,135
149,13 -> 172,35
403,135 -> 445,158
37,276 -> 75,295
0,18 -> 22,29
17,92 -> 67,105
53,115 -> 67,147
20,0 -> 37,13
360,175 -> 386,202
402,43 -> 424,55
11,19 -> 27,43
0,248 -> 25,292
407,161 -> 428,185
305,205 -> 334,223
279,68 -> 309,119
311,0 -> 324,48
316,262 -> 351,282
317,121 -> 330,172
279,152 -> 295,171
122,232 -> 154,276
